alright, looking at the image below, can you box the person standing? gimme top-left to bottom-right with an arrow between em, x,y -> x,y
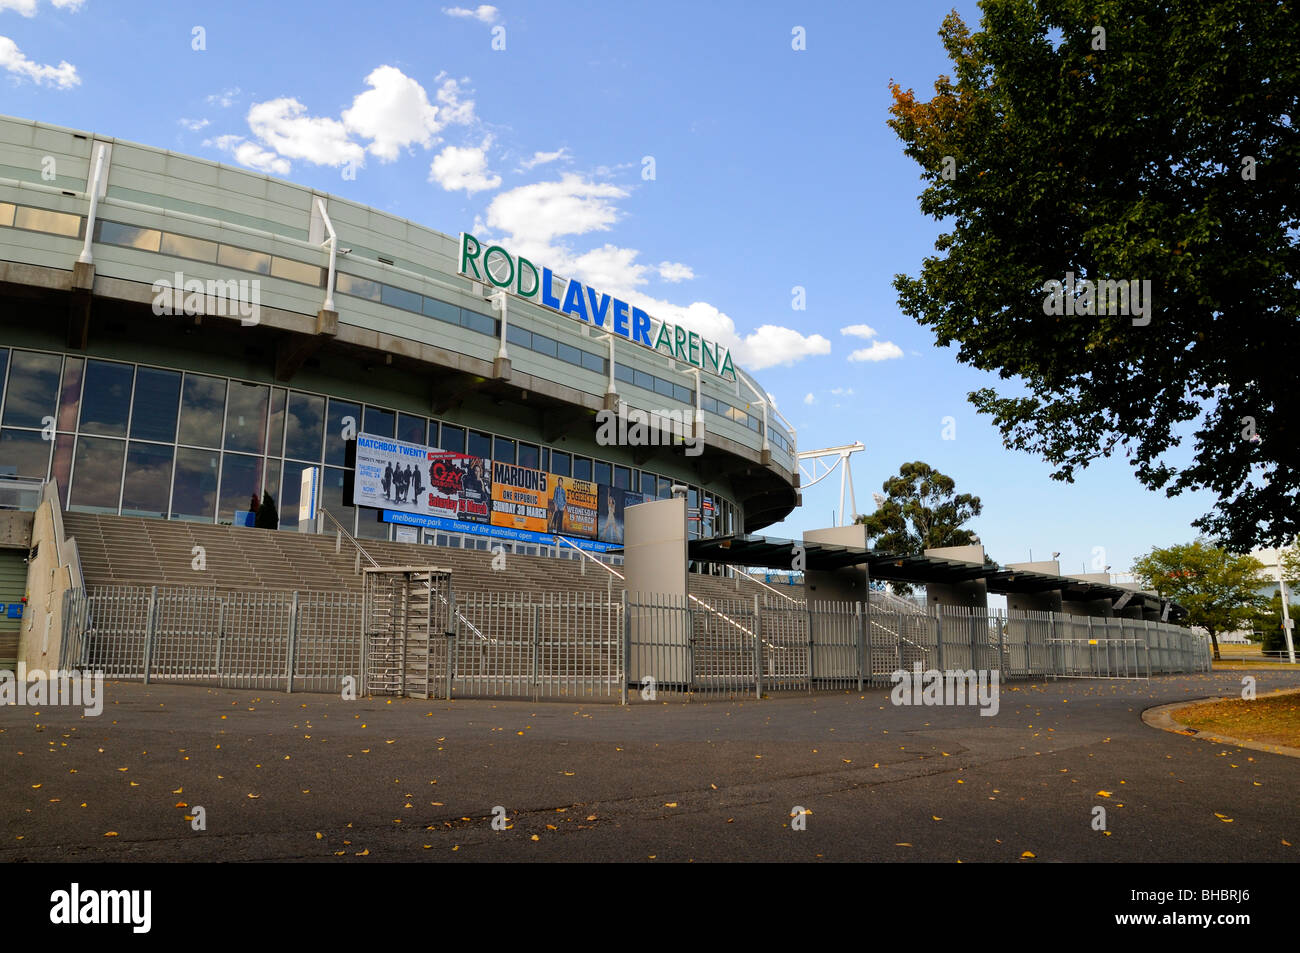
383,461 -> 393,500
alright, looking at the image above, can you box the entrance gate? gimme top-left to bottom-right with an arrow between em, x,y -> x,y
362,567 -> 453,698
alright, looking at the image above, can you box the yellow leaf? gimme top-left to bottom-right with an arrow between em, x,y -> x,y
1097,791 -> 1112,798
1021,851 -> 1036,858
896,842 -> 912,847
172,788 -> 182,794
247,794 -> 260,799
356,848 -> 369,856
664,802 -> 678,808
530,835 -> 539,842
932,816 -> 942,821
104,831 -> 119,837
315,832 -> 323,840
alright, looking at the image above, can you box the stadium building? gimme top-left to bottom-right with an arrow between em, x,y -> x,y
0,115 -> 799,557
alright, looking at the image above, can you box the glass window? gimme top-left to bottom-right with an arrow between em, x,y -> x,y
265,387 -> 286,457
324,399 -> 360,466
2,350 -> 62,428
217,244 -> 271,275
0,203 -> 13,227
614,364 -> 634,385
51,432 -> 73,506
364,406 -> 396,438
580,351 -> 604,374
380,283 -> 423,313
279,460 -> 308,530
439,424 -> 465,453
98,221 -> 161,252
78,360 -> 134,437
218,452 -> 263,523
658,477 -> 672,500
355,508 -> 389,540
271,257 -> 322,286
573,456 -> 592,482
674,384 -> 692,404
493,436 -> 515,465
614,466 -> 630,490
56,356 -> 83,433
338,273 -> 381,301
397,413 -> 425,445
170,447 -> 219,522
177,374 -> 227,448
593,461 -> 611,486
423,297 -> 459,323
633,370 -> 654,392
467,429 -> 491,461
701,396 -> 718,415
160,232 -> 218,262
224,382 -> 268,453
557,342 -> 582,366
506,324 -> 532,349
68,436 -> 124,513
120,442 -> 173,518
320,466 -> 354,532
640,472 -> 656,496
130,367 -> 181,443
550,451 -> 570,477
461,310 -> 496,336
284,392 -> 324,461
515,442 -> 538,471
531,334 -> 557,358
0,429 -> 51,478
539,448 -> 549,473
654,377 -> 675,399
15,207 -> 81,237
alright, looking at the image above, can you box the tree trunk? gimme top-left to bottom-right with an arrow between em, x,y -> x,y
1209,630 -> 1221,661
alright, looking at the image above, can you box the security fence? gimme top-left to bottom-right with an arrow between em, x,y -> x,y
59,585 -> 1212,702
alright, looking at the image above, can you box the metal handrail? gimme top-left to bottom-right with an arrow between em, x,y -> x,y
317,508 -> 488,643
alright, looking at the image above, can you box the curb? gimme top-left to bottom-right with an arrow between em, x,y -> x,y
1142,688 -> 1300,760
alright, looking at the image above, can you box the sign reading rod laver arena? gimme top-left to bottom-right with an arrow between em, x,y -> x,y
459,232 -> 736,381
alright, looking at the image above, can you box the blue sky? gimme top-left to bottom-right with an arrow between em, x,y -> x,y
0,0 -> 1221,578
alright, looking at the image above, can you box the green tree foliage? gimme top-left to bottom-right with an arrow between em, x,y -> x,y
1132,540 -> 1268,659
857,461 -> 983,555
254,491 -> 279,531
887,1 -> 1299,552
1249,592 -> 1300,655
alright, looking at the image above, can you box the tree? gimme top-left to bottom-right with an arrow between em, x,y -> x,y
858,461 -> 983,578
887,2 -> 1300,552
1249,592 -> 1300,655
254,491 -> 279,530
1131,541 -> 1268,660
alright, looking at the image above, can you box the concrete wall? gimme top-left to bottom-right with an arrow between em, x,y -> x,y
1004,561 -> 1063,613
17,498 -> 75,673
624,497 -> 688,684
802,525 -> 870,603
923,545 -> 988,609
0,511 -> 33,549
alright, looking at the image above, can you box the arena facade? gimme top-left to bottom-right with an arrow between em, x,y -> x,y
0,115 -> 799,557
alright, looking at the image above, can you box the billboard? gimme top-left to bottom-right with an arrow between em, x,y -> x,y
549,477 -> 597,538
353,434 -> 490,524
597,488 -> 649,545
490,461 -> 551,533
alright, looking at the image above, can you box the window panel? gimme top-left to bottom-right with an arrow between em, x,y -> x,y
78,360 -> 134,437
506,324 -> 532,349
262,459 -> 281,516
364,406 -> 396,438
271,256 -> 322,286
380,283 -> 423,313
640,472 -> 656,496
218,452 -> 263,523
461,309 -> 496,336
493,436 -> 515,464
2,350 -> 62,428
614,364 -> 634,384
614,466 -> 630,490
397,413 -> 426,445
56,356 -> 83,433
467,429 -> 491,461
279,460 -> 308,530
265,387 -> 286,457
0,202 -> 13,227
573,456 -> 592,482
170,447 -> 219,522
51,432 -> 73,507
130,367 -> 181,442
98,221 -> 161,251
324,399 -> 360,466
674,384 -> 692,404
15,207 -> 81,237
0,428 -> 51,479
284,392 -> 325,461
177,374 -> 227,448
658,477 -> 671,500
423,297 -> 459,323
550,451 -> 571,477
439,425 -> 465,453
160,232 -> 218,263
217,244 -> 271,275
580,351 -> 604,374
68,436 -> 124,513
654,377 -> 674,398
557,343 -> 582,366
593,461 -> 611,486
224,381 -> 269,453
531,334 -> 557,358
517,442 -> 539,470
121,442 -> 173,518
321,466 -> 354,532
338,273 -> 381,301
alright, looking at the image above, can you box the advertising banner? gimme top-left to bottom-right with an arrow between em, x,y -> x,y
354,433 -> 491,524
597,488 -> 650,544
490,461 -> 551,533
425,451 -> 491,524
548,477 -> 597,538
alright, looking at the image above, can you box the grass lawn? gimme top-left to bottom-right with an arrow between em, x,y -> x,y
1172,691 -> 1300,749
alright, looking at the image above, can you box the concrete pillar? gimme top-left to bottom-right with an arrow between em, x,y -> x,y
1004,561 -> 1064,613
801,526 -> 870,681
923,544 -> 988,610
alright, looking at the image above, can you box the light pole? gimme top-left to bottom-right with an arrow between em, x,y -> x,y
1277,547 -> 1296,664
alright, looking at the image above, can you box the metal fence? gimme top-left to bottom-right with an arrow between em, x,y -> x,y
60,585 -> 1213,702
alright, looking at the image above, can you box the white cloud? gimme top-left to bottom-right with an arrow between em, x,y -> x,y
657,261 -> 693,283
0,35 -> 77,87
179,118 -> 210,132
840,323 -> 878,339
804,393 -> 815,405
443,4 -> 498,23
429,138 -> 501,194
485,174 -> 628,249
247,97 -> 365,168
205,135 -> 291,176
740,325 -> 832,369
516,148 -> 569,172
342,66 -> 463,161
830,387 -> 854,396
0,0 -> 83,15
206,87 -> 240,108
847,341 -> 904,363
434,75 -> 476,125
